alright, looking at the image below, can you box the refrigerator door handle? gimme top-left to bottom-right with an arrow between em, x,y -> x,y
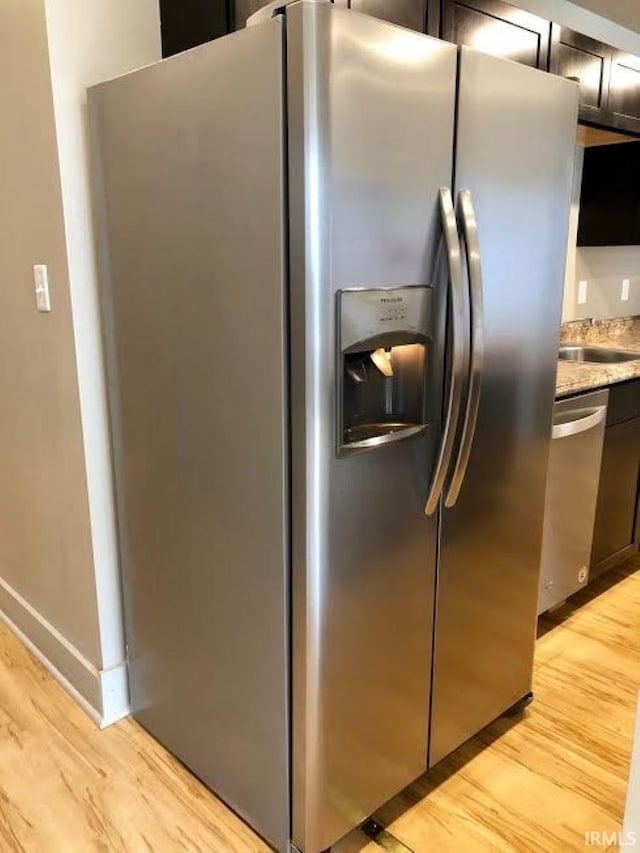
425,188 -> 467,517
444,188 -> 485,508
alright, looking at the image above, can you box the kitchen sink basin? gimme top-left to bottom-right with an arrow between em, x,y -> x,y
559,345 -> 640,364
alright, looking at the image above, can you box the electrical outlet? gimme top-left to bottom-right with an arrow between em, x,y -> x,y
622,279 -> 630,302
33,264 -> 51,312
578,280 -> 588,305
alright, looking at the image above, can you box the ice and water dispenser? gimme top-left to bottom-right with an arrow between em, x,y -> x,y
337,286 -> 433,455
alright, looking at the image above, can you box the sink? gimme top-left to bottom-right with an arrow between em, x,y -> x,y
559,345 -> 640,364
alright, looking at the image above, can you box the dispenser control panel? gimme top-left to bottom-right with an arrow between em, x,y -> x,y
336,286 -> 432,456
339,286 -> 432,352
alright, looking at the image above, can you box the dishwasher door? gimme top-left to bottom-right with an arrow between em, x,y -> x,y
538,388 -> 609,614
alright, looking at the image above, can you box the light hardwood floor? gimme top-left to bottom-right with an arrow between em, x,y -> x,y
1,556 -> 639,852
364,556 -> 640,852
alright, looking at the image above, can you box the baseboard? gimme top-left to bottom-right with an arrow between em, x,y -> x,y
0,576 -> 129,727
99,660 -> 130,728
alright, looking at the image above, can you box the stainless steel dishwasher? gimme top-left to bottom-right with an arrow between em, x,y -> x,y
538,388 -> 609,614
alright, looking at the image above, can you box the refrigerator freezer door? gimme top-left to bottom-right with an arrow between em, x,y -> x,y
430,48 -> 579,766
285,3 -> 457,850
90,19 -> 290,852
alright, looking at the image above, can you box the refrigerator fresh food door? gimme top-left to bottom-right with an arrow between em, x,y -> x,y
285,3 -> 457,850
89,18 -> 291,852
430,48 -> 579,766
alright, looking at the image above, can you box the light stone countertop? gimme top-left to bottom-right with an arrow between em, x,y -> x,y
556,317 -> 640,399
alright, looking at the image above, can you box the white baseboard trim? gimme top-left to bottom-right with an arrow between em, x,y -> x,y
99,661 -> 130,728
0,608 -> 102,725
0,576 -> 129,728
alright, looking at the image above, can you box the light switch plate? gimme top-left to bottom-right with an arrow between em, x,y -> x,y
622,279 -> 630,302
578,280 -> 588,305
33,264 -> 51,312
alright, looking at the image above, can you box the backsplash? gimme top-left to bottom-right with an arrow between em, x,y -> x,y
564,245 -> 640,321
560,315 -> 640,344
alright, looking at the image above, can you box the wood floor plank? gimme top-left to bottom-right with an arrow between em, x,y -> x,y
1,555 -> 639,852
366,555 -> 640,852
0,621 -> 269,852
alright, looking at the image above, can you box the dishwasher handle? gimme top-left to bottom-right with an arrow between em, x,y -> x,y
552,405 -> 607,440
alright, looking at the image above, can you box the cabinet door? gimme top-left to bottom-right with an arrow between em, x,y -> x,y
160,0 -> 230,56
590,417 -> 640,572
608,51 -> 640,134
549,26 -> 611,124
349,0 -> 427,32
578,141 -> 640,247
439,0 -> 550,69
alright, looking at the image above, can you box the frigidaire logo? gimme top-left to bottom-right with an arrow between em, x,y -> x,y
381,296 -> 403,304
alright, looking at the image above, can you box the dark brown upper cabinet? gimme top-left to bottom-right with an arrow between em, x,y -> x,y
549,26 -> 610,124
549,27 -> 640,135
160,0 -> 230,56
437,0 -> 550,70
236,0 -> 430,35
608,51 -> 640,133
349,0 -> 428,33
577,141 -> 640,246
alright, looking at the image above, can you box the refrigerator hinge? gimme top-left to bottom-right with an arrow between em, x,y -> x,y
247,0 -> 329,27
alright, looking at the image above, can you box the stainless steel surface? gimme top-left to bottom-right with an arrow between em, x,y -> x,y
246,0 -> 288,26
89,20 -> 290,851
444,189 -> 485,509
345,422 -> 429,444
339,286 -> 432,351
552,404 -> 607,439
337,286 -> 432,457
559,345 -> 640,363
424,188 -> 467,517
538,389 -> 608,614
91,4 -> 582,849
430,49 -> 579,766
286,3 -> 457,848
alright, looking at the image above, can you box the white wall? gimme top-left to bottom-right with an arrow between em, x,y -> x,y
571,246 -> 640,320
43,0 -> 161,723
0,0 -> 103,709
0,0 -> 160,727
562,146 -> 584,322
561,147 -> 640,323
561,145 -> 640,323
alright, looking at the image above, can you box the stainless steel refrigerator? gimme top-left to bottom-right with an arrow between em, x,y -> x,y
89,3 -> 578,851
